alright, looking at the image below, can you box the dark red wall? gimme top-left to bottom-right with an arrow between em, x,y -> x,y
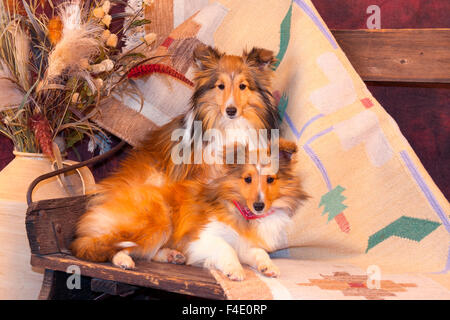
1,1 -> 449,199
313,0 -> 450,29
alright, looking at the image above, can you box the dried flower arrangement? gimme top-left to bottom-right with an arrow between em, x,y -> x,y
0,0 -> 157,159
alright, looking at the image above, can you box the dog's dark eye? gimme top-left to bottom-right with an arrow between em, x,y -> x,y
267,177 -> 275,184
244,176 -> 252,184
239,83 -> 247,90
217,84 -> 225,90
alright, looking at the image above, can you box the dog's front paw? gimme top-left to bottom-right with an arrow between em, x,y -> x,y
112,251 -> 135,270
223,264 -> 245,281
258,262 -> 280,278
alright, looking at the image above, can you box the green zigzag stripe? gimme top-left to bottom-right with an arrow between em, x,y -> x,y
366,216 -> 441,253
273,1 -> 293,70
278,92 -> 289,120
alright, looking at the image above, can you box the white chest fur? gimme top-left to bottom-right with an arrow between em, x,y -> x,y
184,110 -> 258,151
186,210 -> 291,266
251,209 -> 291,251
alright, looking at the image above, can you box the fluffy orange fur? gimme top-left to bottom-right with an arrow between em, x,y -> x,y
71,139 -> 307,279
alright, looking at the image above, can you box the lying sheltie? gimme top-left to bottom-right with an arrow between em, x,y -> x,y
136,45 -> 280,182
71,139 -> 307,280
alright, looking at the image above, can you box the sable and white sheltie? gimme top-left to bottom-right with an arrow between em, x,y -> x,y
71,139 -> 307,280
135,45 -> 280,182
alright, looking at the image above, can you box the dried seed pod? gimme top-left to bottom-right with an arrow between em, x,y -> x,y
101,29 -> 111,42
102,1 -> 111,14
101,59 -> 114,72
101,14 -> 112,28
127,63 -> 194,87
71,92 -> 79,103
93,7 -> 105,19
143,33 -> 157,46
106,33 -> 118,48
90,63 -> 106,74
29,114 -> 54,159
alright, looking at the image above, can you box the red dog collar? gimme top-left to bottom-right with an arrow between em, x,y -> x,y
232,200 -> 275,220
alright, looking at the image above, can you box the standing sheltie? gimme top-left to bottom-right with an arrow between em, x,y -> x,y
134,45 -> 280,182
71,139 -> 307,280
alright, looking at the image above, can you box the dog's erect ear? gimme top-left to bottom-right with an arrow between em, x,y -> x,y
278,138 -> 298,162
193,44 -> 222,70
243,47 -> 276,70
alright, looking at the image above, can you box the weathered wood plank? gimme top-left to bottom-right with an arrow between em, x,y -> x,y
26,194 -> 94,212
331,29 -> 450,83
31,254 -> 226,300
26,195 -> 95,255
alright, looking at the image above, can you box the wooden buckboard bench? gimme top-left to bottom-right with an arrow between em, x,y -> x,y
25,29 -> 450,300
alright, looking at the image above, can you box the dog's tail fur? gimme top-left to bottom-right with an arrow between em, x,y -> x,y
70,234 -> 130,262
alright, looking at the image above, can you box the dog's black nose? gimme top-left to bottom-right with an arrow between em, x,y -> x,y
253,202 -> 265,212
226,106 -> 237,117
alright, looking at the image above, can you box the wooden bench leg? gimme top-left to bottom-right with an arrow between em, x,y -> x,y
38,269 -> 102,300
38,269 -> 56,300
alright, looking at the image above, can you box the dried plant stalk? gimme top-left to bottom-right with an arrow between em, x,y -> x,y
46,1 -> 102,81
0,0 -> 149,154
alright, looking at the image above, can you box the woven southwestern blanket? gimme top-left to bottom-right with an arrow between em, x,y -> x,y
95,0 -> 450,299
